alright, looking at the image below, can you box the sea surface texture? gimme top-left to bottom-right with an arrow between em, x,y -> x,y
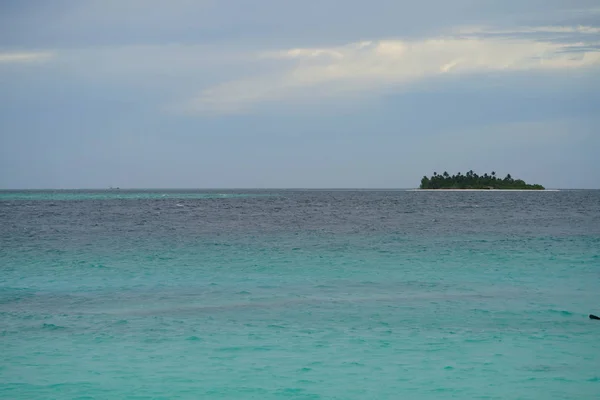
1,190 -> 599,399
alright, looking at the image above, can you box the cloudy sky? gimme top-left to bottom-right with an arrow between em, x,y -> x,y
1,0 -> 599,189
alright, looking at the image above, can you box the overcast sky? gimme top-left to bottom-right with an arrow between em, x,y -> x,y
1,0 -> 599,189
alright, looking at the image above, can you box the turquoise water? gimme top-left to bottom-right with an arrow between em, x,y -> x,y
1,190 -> 599,399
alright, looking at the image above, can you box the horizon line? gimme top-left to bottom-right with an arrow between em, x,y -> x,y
0,187 -> 594,191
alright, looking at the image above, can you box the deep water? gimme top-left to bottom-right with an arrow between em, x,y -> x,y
1,189 -> 599,399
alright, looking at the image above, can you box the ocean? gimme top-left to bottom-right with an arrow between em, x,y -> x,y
1,189 -> 599,399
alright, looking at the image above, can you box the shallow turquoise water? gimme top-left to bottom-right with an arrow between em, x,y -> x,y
1,190 -> 599,398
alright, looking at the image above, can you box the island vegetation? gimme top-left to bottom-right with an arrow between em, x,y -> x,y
419,171 -> 544,190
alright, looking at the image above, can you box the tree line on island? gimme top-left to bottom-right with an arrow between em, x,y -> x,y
419,171 -> 545,190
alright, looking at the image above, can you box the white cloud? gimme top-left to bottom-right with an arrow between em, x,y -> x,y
186,25 -> 600,115
0,52 -> 54,64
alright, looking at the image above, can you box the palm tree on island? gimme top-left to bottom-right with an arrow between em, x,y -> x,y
419,171 -> 544,190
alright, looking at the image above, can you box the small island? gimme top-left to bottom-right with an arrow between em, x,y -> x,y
419,171 -> 545,190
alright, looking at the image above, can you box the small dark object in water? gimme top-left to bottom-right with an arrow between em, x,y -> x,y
590,314 -> 600,320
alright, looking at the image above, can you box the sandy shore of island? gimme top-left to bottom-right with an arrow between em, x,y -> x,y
409,189 -> 559,192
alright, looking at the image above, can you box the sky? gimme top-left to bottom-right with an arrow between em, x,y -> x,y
1,0 -> 599,189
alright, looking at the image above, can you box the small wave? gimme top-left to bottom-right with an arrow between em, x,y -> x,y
545,309 -> 574,316
89,263 -> 108,269
216,346 -> 243,352
41,323 -> 66,330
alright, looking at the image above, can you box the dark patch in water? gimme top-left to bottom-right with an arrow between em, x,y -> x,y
41,323 -> 66,330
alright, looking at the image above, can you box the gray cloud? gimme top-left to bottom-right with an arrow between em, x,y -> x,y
1,0 -> 598,48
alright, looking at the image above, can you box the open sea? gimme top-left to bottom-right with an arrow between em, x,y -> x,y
1,189 -> 599,399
